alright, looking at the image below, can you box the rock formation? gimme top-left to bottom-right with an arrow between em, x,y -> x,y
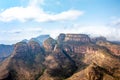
57,33 -> 90,43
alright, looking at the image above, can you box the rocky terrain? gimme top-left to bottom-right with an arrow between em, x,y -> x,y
0,33 -> 120,80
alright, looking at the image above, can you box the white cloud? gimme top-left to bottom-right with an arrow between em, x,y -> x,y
109,16 -> 120,26
1,24 -> 120,44
111,18 -> 120,26
2,27 -> 42,34
35,10 -> 83,22
29,0 -> 45,6
0,27 -> 42,44
0,0 -> 83,22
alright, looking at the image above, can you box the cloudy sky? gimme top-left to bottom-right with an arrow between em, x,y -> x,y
0,0 -> 120,44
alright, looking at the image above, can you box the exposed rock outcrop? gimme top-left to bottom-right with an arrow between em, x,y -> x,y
57,33 -> 90,43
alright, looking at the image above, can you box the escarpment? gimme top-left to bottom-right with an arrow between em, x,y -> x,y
0,33 -> 120,80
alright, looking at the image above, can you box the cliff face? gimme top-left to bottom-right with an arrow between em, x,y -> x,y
57,34 -> 91,54
56,34 -> 100,56
58,33 -> 90,43
63,44 -> 96,54
0,33 -> 120,80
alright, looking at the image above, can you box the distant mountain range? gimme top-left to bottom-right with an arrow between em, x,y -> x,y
0,44 -> 14,62
0,33 -> 120,80
21,35 -> 50,45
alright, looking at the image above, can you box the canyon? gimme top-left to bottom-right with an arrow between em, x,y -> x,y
0,33 -> 120,80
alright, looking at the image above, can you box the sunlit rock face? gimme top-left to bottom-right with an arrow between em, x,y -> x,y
57,33 -> 91,54
57,33 -> 90,43
56,34 -> 98,56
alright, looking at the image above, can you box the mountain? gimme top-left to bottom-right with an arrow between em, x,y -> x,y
0,33 -> 120,80
21,39 -> 29,43
0,44 -> 14,62
35,35 -> 50,43
21,35 -> 50,45
0,35 -> 49,63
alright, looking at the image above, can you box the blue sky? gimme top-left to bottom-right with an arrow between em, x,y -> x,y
0,0 -> 120,44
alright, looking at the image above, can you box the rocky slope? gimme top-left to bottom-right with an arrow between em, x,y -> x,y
67,46 -> 120,80
0,33 -> 120,80
96,41 -> 120,56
